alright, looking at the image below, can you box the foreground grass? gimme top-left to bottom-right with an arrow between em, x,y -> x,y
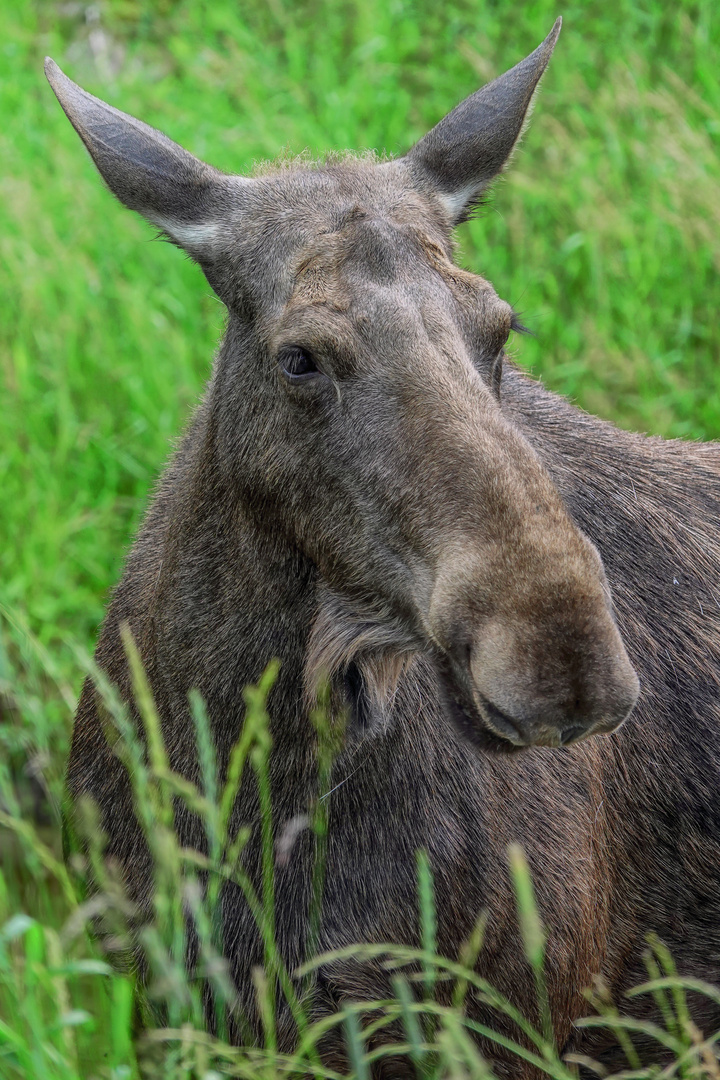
3,661 -> 720,1079
1,0 -> 720,1075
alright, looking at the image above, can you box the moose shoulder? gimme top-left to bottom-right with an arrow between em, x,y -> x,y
47,21 -> 720,1072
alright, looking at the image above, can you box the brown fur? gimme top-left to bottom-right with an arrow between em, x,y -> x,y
46,25 -> 720,1075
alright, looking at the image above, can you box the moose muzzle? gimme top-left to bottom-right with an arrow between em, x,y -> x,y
427,539 -> 640,753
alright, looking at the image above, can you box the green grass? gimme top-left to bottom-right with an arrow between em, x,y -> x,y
1,0 -> 720,1075
4,656 -> 720,1080
4,658 -> 720,1078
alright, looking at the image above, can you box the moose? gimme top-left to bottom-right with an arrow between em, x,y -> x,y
47,19 -> 720,1074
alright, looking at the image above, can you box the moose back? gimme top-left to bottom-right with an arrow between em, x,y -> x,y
47,22 -> 720,1071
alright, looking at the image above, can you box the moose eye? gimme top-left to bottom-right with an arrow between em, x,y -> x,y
278,347 -> 321,383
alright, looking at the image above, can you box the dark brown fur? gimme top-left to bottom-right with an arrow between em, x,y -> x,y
46,24 -> 720,1074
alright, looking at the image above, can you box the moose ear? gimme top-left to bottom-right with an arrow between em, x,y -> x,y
44,58 -> 247,260
405,19 -> 561,224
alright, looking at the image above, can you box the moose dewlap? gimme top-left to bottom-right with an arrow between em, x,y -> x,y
48,21 -> 720,1073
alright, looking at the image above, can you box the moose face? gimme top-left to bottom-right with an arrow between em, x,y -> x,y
46,19 -> 640,752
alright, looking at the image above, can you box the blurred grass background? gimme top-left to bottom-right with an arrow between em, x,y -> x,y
0,0 -> 718,802
0,1 -> 719,1074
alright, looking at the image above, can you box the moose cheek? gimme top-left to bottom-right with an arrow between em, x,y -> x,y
489,352 -> 503,400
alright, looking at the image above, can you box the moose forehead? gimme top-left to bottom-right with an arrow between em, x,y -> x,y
244,166 -> 513,361
240,163 -> 447,290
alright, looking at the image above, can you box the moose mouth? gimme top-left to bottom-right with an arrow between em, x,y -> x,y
433,655 -> 528,755
342,654 -> 527,755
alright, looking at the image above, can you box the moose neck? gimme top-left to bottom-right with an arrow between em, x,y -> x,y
150,399 -> 321,753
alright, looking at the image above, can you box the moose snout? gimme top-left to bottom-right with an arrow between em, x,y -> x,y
446,615 -> 640,750
429,556 -> 640,752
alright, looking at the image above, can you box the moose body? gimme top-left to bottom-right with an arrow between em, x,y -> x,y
48,22 -> 720,1073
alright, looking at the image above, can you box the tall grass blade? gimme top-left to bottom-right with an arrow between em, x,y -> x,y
392,973 -> 425,1072
344,1009 -> 369,1080
508,844 -> 553,1048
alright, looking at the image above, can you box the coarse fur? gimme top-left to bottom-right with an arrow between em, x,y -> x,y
47,22 -> 720,1075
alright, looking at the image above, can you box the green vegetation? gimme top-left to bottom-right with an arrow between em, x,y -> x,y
1,0 -> 719,1076
4,658 -> 720,1078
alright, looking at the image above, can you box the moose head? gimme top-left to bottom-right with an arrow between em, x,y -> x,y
46,20 -> 639,753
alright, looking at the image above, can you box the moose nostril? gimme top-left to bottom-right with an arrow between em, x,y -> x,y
478,695 -> 525,745
560,725 -> 586,746
561,730 -> 587,747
